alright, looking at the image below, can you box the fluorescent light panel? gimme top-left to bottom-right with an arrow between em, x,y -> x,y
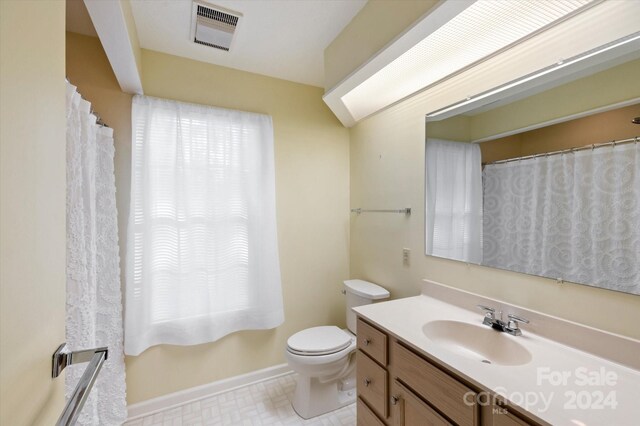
425,32 -> 640,119
341,0 -> 595,122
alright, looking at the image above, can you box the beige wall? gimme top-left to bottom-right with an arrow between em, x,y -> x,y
120,50 -> 351,404
0,1 -> 67,425
349,62 -> 640,340
324,0 -> 437,90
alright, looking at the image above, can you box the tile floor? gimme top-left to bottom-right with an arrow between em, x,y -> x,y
125,373 -> 356,426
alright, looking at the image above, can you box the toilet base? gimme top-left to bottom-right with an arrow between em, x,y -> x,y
290,370 -> 356,419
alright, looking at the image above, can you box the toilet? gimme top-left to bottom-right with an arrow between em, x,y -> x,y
285,279 -> 389,419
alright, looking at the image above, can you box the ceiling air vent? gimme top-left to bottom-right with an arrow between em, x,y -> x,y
190,1 -> 242,52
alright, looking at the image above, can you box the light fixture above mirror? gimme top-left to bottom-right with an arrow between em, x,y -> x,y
425,33 -> 640,121
324,0 -> 640,127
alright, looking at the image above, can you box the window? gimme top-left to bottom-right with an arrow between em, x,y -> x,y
125,95 -> 283,356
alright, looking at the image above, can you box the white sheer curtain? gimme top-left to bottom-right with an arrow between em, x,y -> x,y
125,95 -> 284,356
483,143 -> 640,294
425,139 -> 483,263
65,82 -> 127,424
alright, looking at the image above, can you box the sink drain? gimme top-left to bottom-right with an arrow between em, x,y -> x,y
481,359 -> 491,364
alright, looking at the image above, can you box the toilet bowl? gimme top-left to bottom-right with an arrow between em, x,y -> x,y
285,280 -> 389,419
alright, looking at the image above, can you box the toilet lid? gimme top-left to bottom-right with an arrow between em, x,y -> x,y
287,326 -> 352,356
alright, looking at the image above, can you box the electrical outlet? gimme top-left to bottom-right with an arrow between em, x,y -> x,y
402,248 -> 410,267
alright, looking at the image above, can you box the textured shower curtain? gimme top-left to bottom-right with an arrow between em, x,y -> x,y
483,142 -> 640,294
66,82 -> 127,424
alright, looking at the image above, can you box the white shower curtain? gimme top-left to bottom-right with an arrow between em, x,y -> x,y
483,142 -> 640,294
66,82 -> 127,424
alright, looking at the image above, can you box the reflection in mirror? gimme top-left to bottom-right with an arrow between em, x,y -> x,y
425,139 -> 482,264
425,60 -> 640,295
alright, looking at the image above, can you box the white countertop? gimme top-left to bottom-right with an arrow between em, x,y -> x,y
354,293 -> 640,426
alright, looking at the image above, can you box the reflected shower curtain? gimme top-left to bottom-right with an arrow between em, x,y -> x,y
66,82 -> 127,424
483,143 -> 640,294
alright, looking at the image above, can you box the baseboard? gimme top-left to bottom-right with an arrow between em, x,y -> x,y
126,363 -> 292,420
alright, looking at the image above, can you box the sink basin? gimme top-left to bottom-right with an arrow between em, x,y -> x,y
422,320 -> 532,366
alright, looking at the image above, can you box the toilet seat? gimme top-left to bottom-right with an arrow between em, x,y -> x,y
287,326 -> 353,356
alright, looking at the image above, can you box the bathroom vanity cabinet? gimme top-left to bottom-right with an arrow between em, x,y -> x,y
355,317 -> 543,426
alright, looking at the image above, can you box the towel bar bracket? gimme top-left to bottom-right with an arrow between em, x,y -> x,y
52,342 -> 109,425
52,343 -> 108,378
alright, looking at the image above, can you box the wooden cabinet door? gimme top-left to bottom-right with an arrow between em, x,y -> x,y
357,350 -> 388,419
358,398 -> 386,426
390,380 -> 453,426
392,341 -> 479,426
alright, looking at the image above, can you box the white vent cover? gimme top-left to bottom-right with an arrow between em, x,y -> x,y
190,1 -> 242,52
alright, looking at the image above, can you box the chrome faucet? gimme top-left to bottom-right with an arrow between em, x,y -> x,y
477,305 -> 529,336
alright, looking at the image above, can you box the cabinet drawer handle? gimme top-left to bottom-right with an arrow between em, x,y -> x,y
363,378 -> 371,387
391,395 -> 400,405
364,338 -> 371,346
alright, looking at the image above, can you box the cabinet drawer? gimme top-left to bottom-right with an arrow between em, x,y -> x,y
391,341 -> 478,426
357,350 -> 388,419
357,318 -> 388,365
357,397 -> 386,426
391,380 -> 452,426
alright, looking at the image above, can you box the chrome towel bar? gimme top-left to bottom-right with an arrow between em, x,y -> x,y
351,207 -> 411,215
52,343 -> 108,426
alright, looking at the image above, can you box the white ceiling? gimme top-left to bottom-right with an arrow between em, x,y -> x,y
129,0 -> 366,87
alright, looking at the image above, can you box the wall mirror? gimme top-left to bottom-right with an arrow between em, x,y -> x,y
425,56 -> 640,295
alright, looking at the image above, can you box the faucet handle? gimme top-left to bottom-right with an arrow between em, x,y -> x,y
507,314 -> 529,324
507,314 -> 529,335
477,305 -> 496,324
477,305 -> 495,315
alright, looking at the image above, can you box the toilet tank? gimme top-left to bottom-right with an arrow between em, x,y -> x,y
344,279 -> 390,334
